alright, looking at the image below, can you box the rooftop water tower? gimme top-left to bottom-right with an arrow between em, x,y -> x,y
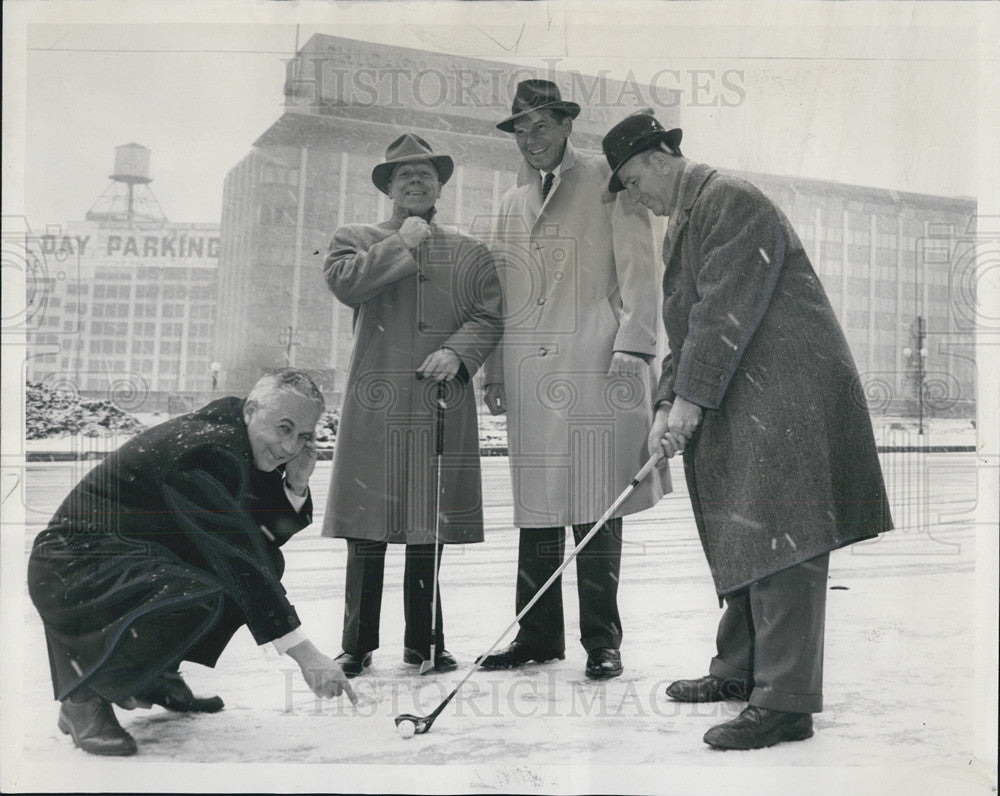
86,143 -> 167,222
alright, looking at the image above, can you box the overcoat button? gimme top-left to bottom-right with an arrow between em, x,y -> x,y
537,297 -> 546,305
538,347 -> 548,356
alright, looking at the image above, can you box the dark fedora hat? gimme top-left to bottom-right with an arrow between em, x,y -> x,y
497,79 -> 581,133
602,114 -> 683,193
371,134 -> 454,195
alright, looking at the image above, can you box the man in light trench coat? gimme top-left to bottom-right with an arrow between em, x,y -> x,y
602,114 -> 893,749
480,80 -> 670,680
322,134 -> 503,677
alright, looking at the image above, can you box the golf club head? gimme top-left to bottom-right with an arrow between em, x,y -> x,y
419,644 -> 437,675
395,713 -> 433,735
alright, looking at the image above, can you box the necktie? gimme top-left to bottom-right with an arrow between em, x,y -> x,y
542,172 -> 555,200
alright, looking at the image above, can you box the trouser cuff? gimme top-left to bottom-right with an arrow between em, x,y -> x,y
748,686 -> 822,714
513,630 -> 565,655
581,635 -> 621,653
709,657 -> 752,683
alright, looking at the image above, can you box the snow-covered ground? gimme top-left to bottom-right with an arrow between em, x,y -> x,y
20,414 -> 981,455
4,450 -> 996,795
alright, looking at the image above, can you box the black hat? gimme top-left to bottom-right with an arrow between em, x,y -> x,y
497,79 -> 581,133
371,134 -> 454,195
602,114 -> 683,193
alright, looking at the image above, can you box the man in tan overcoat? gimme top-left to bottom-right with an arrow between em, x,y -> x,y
322,134 -> 503,677
480,81 -> 669,680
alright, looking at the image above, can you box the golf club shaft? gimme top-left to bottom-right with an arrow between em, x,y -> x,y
426,452 -> 662,713
427,381 -> 446,668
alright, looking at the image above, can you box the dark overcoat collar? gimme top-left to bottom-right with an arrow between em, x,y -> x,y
661,162 -> 716,267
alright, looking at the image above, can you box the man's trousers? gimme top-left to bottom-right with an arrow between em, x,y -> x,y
341,539 -> 444,657
708,552 -> 830,713
512,518 -> 623,654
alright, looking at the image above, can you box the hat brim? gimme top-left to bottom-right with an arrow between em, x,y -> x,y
607,128 -> 682,193
496,101 -> 582,133
372,154 -> 454,195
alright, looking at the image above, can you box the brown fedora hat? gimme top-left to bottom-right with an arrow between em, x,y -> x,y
602,114 -> 682,193
371,134 -> 454,195
497,79 -> 581,133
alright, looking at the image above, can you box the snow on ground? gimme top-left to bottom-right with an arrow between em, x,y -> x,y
5,453 -> 996,795
21,414 -> 980,455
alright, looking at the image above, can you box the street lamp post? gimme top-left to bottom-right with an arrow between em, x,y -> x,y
903,315 -> 928,435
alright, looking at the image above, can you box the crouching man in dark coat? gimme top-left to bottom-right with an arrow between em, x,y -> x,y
28,369 -> 356,756
602,116 -> 893,751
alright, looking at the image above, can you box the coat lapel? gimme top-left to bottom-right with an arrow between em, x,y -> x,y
516,141 -> 579,235
515,159 -> 544,229
661,163 -> 716,267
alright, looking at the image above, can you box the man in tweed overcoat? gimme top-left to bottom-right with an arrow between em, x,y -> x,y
602,115 -> 893,750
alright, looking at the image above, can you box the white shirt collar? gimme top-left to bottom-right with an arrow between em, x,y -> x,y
540,161 -> 563,183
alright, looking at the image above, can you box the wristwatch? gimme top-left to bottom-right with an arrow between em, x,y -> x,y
283,475 -> 308,497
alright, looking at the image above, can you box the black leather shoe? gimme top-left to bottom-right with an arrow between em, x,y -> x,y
136,669 -> 224,713
58,696 -> 137,756
665,674 -> 752,702
476,641 -> 565,670
703,705 -> 814,750
403,647 -> 459,672
335,651 -> 373,678
585,648 -> 623,680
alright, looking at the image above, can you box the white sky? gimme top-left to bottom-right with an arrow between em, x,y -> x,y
6,2 -> 995,228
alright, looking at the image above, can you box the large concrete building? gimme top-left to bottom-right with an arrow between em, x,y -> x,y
216,34 -> 975,416
26,144 -> 221,410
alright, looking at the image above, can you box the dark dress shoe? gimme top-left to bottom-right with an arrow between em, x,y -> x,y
335,651 -> 373,678
703,705 -> 814,750
476,641 -> 565,670
136,669 -> 224,713
58,696 -> 137,756
585,648 -> 623,680
665,674 -> 751,702
403,647 -> 459,672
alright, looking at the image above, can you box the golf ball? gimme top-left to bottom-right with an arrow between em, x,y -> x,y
397,719 -> 416,739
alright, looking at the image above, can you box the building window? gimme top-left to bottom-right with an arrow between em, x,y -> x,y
875,280 -> 897,300
847,310 -> 869,329
163,285 -> 188,300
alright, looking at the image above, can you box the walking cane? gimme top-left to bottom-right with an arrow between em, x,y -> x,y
419,379 -> 447,675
